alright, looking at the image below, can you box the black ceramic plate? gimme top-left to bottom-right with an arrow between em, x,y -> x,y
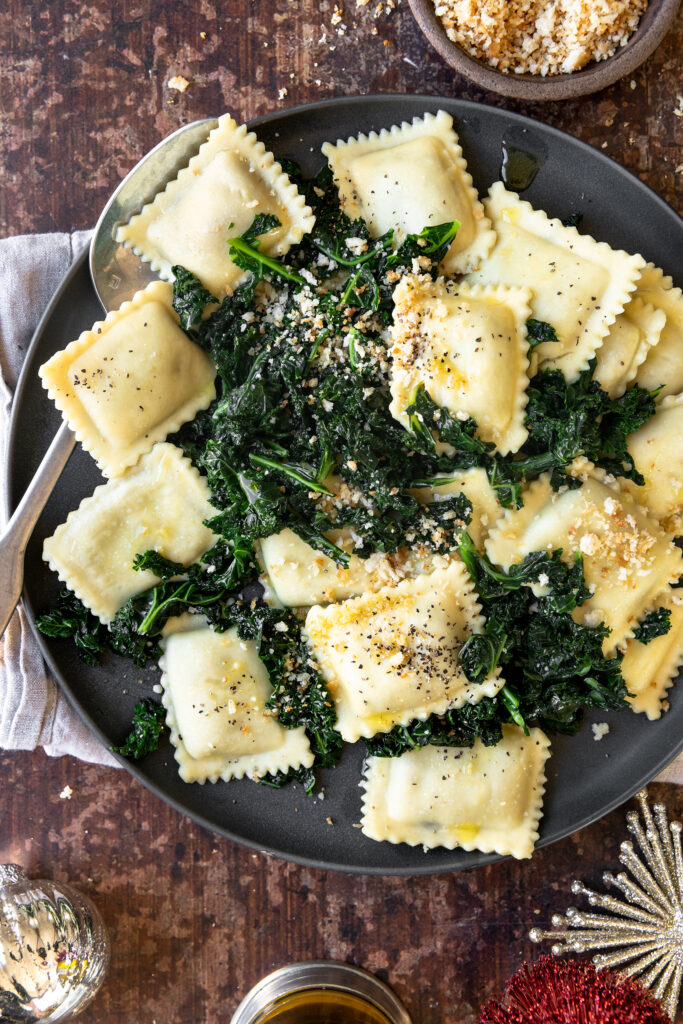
8,95 -> 683,874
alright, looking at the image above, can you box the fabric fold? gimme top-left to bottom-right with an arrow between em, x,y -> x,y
0,230 -> 117,767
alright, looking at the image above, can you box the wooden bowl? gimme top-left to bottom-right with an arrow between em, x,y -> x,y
406,0 -> 681,100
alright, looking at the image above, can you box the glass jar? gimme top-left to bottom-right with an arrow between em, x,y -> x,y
231,961 -> 412,1024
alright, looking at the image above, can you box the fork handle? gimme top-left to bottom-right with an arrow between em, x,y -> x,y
0,422 -> 75,639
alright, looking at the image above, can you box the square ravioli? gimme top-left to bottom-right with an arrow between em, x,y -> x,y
321,110 -> 495,274
304,561 -> 504,742
360,724 -> 551,859
389,275 -> 531,454
116,114 -> 314,298
465,182 -> 644,381
42,443 -> 216,623
622,394 -> 683,534
160,616 -> 313,784
485,465 -> 683,656
621,591 -> 683,720
633,264 -> 683,399
39,281 -> 216,478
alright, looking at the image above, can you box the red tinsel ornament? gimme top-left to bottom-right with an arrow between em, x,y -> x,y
479,955 -> 671,1024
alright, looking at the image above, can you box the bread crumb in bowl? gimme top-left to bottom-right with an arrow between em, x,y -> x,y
432,0 -> 649,76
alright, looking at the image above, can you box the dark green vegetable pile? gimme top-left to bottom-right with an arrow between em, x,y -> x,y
37,161 -> 670,788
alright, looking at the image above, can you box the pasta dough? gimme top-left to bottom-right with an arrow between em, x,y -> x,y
305,561 -> 503,742
259,527 -> 371,606
485,466 -> 683,655
593,298 -> 665,399
39,281 -> 216,478
622,394 -> 683,534
389,276 -> 531,454
42,443 -> 216,622
633,264 -> 683,400
621,592 -> 683,720
116,114 -> 315,298
465,182 -> 644,381
360,724 -> 551,858
321,111 -> 495,274
160,615 -> 313,783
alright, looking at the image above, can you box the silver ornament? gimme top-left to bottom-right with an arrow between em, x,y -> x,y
530,789 -> 683,1020
0,863 -> 109,1021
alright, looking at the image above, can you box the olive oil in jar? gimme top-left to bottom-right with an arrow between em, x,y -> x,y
231,962 -> 411,1024
252,988 -> 394,1024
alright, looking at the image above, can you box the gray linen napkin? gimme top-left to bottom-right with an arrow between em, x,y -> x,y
0,231 -> 117,766
0,231 -> 681,784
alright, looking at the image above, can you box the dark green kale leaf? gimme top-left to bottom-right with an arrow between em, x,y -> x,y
172,266 -> 216,334
388,220 -> 460,268
36,588 -> 106,666
596,384 -> 659,485
365,697 -> 505,756
561,212 -> 583,229
633,608 -> 672,644
311,201 -> 375,268
517,362 -> 607,474
224,601 -> 343,789
132,551 -> 187,579
107,540 -> 258,667
507,360 -> 657,488
404,383 -> 495,463
228,215 -> 306,285
241,212 -> 282,244
526,318 -> 559,350
111,698 -> 166,759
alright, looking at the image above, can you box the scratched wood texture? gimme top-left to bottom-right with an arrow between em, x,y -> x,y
1,1 -> 682,1021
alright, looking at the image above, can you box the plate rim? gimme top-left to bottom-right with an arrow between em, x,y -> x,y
7,92 -> 683,875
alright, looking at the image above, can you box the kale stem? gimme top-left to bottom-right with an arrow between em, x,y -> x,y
250,454 -> 334,494
501,685 -> 528,734
316,445 -> 336,484
139,583 -> 191,635
341,269 -> 361,306
227,237 -> 306,286
511,451 -> 562,476
315,242 -> 379,269
266,440 -> 289,457
347,327 -> 363,369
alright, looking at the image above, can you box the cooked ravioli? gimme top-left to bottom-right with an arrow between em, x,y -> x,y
116,114 -> 314,298
160,615 -> 313,783
321,110 -> 495,274
259,527 -> 370,606
39,281 -> 216,478
410,467 -> 502,550
42,443 -> 216,622
593,298 -> 665,398
633,264 -> 683,399
621,592 -> 683,720
305,561 -> 503,742
465,182 -> 644,381
485,467 -> 683,656
360,725 -> 551,858
622,394 -> 683,534
389,276 -> 531,454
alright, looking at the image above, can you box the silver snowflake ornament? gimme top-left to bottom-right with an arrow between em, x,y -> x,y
530,789 -> 683,1020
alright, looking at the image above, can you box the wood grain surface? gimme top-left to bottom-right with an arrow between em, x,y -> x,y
1,1 -> 682,1022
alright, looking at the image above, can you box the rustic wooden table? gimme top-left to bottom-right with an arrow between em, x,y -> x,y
2,2 -> 682,1022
